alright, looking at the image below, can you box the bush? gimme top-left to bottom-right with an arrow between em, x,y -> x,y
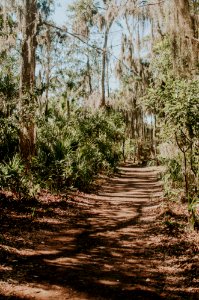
0,117 -> 19,162
33,107 -> 124,191
0,154 -> 39,199
0,99 -> 124,194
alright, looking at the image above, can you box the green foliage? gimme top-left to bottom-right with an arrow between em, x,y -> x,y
188,196 -> 199,228
148,78 -> 199,180
0,72 -> 19,162
0,85 -> 124,194
162,157 -> 184,200
122,138 -> 135,160
0,117 -> 19,162
150,38 -> 174,82
33,107 -> 124,191
145,36 -> 199,227
0,75 -> 17,101
0,155 -> 39,199
164,79 -> 199,137
149,78 -> 199,204
166,158 -> 183,183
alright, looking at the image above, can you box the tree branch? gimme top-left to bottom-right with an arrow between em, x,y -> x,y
43,21 -> 102,53
43,21 -> 140,77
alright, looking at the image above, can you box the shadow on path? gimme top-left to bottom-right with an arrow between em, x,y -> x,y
0,165 -> 198,300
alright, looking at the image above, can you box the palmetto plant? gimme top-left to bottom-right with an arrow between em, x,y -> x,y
0,154 -> 38,199
34,106 -> 124,191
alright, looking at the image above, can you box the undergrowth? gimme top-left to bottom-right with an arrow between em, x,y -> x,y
0,106 -> 124,196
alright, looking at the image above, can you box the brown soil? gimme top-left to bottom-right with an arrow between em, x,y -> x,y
0,163 -> 198,300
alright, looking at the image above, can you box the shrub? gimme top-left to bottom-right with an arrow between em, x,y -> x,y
0,154 -> 39,199
0,117 -> 19,162
34,107 -> 124,191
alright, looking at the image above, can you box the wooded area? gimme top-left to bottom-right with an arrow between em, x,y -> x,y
0,0 -> 199,299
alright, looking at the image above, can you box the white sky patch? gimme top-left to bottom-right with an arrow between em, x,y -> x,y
52,0 -> 71,26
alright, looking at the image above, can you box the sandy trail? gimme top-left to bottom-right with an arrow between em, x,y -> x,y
0,163 -> 198,300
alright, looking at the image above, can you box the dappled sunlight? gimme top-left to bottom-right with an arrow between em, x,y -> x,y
0,0 -> 198,298
0,164 -> 198,299
0,281 -> 67,300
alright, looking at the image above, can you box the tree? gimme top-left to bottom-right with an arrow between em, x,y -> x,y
98,1 -> 116,107
19,0 -> 38,163
68,0 -> 121,107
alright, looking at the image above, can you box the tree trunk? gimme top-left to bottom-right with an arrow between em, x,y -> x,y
174,0 -> 194,36
106,53 -> 110,98
174,0 -> 198,66
45,29 -> 51,116
100,29 -> 108,107
100,20 -> 113,107
20,0 -> 38,163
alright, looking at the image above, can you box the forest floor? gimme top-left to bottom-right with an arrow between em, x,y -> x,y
0,162 -> 199,300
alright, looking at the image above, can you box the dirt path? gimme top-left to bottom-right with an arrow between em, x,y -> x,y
0,163 -> 198,299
